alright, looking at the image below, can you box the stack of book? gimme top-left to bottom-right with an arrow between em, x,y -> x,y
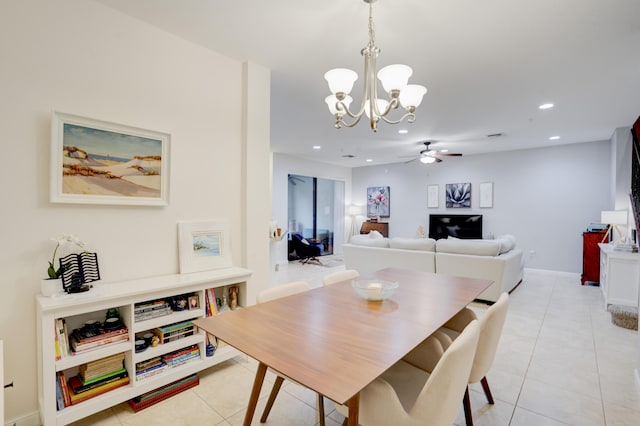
135,299 -> 172,322
66,353 -> 129,405
162,344 -> 200,368
614,243 -> 638,252
152,320 -> 195,344
69,324 -> 129,354
135,356 -> 165,381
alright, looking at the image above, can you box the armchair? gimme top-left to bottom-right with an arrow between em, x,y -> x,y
290,233 -> 323,264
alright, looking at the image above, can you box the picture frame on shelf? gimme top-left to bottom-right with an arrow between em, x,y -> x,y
479,181 -> 494,208
427,184 -> 439,208
50,111 -> 170,206
188,295 -> 200,310
178,221 -> 232,273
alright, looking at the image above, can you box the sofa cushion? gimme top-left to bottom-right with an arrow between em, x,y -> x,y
350,234 -> 390,248
495,234 -> 516,254
436,238 -> 501,256
389,237 -> 436,251
369,230 -> 385,239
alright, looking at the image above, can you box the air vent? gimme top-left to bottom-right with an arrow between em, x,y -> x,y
487,133 -> 503,138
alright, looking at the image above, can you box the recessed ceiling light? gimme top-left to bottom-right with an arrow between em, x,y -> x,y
398,129 -> 408,134
365,159 -> 373,162
312,145 -> 321,150
549,135 -> 560,140
539,103 -> 554,110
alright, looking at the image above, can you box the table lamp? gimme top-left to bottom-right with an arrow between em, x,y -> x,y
600,210 -> 627,244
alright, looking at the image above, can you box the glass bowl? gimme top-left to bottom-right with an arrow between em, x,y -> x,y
352,278 -> 399,301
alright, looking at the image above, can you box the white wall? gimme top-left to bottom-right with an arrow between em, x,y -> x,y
0,0 -> 268,422
271,154 -> 352,276
352,140 -> 612,273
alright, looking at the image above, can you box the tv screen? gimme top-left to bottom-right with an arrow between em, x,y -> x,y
428,214 -> 483,240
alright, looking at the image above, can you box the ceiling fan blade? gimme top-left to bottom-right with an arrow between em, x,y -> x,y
435,153 -> 463,157
435,158 -> 443,163
404,158 -> 418,164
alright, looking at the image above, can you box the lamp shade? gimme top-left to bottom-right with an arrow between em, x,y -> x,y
325,95 -> 353,115
377,64 -> 412,94
364,98 -> 389,118
420,155 -> 437,164
601,210 -> 627,225
324,68 -> 358,95
399,84 -> 428,108
348,204 -> 364,216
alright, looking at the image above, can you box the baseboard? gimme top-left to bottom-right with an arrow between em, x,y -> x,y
5,410 -> 40,426
523,268 -> 580,279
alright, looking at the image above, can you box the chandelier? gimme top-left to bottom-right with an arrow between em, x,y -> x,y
324,0 -> 427,132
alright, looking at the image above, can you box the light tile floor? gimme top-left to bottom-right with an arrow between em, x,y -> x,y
70,260 -> 640,426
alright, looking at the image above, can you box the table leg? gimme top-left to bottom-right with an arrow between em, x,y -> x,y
244,362 -> 268,426
346,393 -> 360,426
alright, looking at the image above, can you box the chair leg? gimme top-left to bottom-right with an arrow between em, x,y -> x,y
260,375 -> 285,423
463,386 -> 473,426
317,394 -> 325,426
480,376 -> 495,404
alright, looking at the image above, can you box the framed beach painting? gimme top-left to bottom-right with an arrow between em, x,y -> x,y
178,221 -> 232,274
50,111 -> 170,206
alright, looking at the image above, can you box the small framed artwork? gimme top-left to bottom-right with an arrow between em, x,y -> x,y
188,295 -> 200,310
427,184 -> 439,208
367,186 -> 390,217
178,221 -> 232,274
479,182 -> 494,208
50,111 -> 170,206
446,183 -> 471,208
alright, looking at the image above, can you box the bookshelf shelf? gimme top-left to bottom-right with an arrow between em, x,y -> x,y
37,267 -> 251,426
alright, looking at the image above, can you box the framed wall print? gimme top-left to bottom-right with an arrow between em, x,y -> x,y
50,111 -> 170,206
427,184 -> 439,208
479,181 -> 494,208
367,186 -> 390,217
178,221 -> 232,273
445,182 -> 471,208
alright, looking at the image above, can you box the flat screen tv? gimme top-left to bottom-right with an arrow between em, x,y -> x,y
429,214 -> 483,240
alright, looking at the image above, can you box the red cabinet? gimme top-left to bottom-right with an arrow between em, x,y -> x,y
582,231 -> 608,284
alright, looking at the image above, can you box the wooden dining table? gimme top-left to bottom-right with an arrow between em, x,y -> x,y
193,267 -> 492,426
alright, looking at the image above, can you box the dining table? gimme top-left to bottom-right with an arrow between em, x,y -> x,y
193,267 -> 492,426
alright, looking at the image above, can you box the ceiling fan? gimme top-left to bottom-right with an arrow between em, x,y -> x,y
404,141 -> 463,164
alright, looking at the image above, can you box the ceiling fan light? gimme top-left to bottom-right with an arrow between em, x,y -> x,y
377,64 -> 412,94
324,68 -> 358,96
364,98 -> 390,119
399,84 -> 427,108
325,95 -> 353,115
420,155 -> 437,164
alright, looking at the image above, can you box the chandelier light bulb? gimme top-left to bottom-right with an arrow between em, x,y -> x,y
399,84 -> 428,109
324,68 -> 358,97
377,64 -> 412,95
364,98 -> 390,119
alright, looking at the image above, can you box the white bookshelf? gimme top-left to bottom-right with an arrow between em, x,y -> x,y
36,267 -> 251,426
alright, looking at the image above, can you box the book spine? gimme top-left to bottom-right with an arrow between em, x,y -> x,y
157,320 -> 194,333
70,371 -> 128,394
58,371 -> 71,407
55,376 -> 64,410
54,323 -> 61,361
162,345 -> 199,360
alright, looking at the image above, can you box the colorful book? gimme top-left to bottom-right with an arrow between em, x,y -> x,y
57,371 -> 71,407
68,376 -> 130,405
68,370 -> 128,394
81,367 -> 127,386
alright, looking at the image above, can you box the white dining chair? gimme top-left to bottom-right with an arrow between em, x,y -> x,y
256,281 -> 326,426
416,292 -> 509,426
336,320 -> 480,426
322,269 -> 359,286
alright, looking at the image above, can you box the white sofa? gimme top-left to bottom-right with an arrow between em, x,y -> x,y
343,233 -> 523,303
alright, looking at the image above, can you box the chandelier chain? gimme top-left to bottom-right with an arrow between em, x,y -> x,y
368,1 -> 375,47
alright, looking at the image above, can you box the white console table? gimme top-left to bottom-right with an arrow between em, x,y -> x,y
598,243 -> 640,309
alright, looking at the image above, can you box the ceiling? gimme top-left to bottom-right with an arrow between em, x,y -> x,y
96,0 -> 640,167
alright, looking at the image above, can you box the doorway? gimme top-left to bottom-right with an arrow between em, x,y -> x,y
287,174 -> 344,260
